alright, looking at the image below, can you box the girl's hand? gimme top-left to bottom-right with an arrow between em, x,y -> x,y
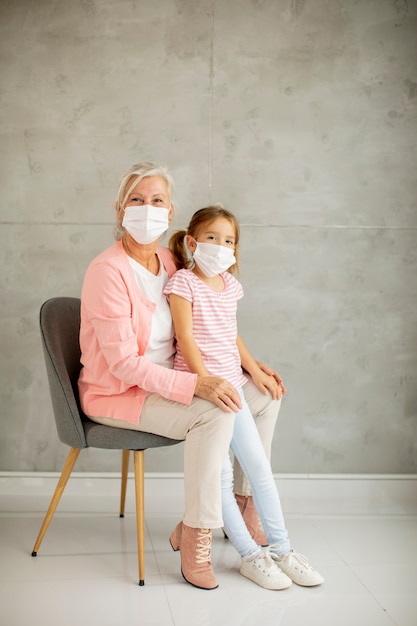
195,376 -> 242,413
253,361 -> 287,398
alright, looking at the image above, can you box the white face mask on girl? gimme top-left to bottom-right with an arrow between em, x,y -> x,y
193,242 -> 236,277
122,205 -> 169,244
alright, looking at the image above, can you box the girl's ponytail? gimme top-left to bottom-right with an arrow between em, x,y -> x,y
169,230 -> 191,270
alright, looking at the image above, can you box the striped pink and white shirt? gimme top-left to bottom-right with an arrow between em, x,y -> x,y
163,269 -> 248,389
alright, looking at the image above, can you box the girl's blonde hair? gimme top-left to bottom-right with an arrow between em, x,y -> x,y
169,205 -> 240,275
114,161 -> 174,240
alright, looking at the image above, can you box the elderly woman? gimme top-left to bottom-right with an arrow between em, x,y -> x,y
78,161 -> 279,590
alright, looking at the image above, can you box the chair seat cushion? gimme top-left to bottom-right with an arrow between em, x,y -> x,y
83,419 -> 182,450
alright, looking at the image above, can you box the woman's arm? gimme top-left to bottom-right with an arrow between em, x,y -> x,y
80,260 -> 200,405
236,335 -> 286,400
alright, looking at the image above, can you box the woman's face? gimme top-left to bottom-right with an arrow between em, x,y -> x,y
125,175 -> 173,220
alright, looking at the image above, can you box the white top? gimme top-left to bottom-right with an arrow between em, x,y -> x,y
128,254 -> 175,369
163,269 -> 247,389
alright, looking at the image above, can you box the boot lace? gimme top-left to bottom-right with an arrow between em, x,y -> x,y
195,528 -> 212,564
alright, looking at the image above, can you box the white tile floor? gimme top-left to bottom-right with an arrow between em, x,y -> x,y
1,501 -> 416,626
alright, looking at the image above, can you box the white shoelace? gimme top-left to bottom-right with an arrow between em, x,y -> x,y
260,543 -> 282,566
280,549 -> 314,571
195,528 -> 211,564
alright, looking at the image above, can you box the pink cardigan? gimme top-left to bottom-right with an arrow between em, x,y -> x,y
78,240 -> 197,424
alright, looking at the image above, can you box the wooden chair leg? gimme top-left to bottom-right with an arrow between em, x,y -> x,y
119,449 -> 130,518
133,449 -> 145,586
32,447 -> 81,556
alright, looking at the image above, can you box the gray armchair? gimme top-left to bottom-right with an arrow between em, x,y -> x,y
31,297 -> 181,585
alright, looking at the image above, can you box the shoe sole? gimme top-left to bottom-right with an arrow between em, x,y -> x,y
288,577 -> 324,587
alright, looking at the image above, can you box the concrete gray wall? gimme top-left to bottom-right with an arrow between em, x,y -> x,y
1,0 -> 416,473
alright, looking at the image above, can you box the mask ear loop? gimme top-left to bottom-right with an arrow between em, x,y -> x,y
184,235 -> 197,269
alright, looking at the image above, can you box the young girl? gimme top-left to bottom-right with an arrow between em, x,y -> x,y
164,206 -> 324,589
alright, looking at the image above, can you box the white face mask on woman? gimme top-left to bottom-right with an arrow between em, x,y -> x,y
193,242 -> 236,277
122,205 -> 169,244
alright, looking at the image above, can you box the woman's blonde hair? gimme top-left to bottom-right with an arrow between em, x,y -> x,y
169,205 -> 240,275
114,161 -> 174,240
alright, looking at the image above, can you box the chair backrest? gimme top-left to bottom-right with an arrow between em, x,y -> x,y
40,297 -> 87,449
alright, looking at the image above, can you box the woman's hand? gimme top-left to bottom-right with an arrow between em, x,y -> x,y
253,361 -> 287,399
194,376 -> 242,413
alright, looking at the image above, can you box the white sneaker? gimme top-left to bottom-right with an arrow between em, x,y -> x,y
272,549 -> 324,587
240,549 -> 292,590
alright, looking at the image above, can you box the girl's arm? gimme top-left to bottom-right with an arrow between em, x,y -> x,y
169,292 -> 242,412
168,293 -> 211,377
236,334 -> 286,399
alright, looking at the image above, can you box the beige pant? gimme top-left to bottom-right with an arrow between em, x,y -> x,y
88,393 -> 235,529
88,378 -> 280,528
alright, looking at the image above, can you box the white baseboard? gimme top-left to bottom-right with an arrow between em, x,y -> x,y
0,472 -> 416,516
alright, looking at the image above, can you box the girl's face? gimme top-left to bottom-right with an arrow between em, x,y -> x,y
187,217 -> 236,252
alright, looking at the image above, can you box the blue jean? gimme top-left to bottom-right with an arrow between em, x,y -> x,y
221,387 -> 290,558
